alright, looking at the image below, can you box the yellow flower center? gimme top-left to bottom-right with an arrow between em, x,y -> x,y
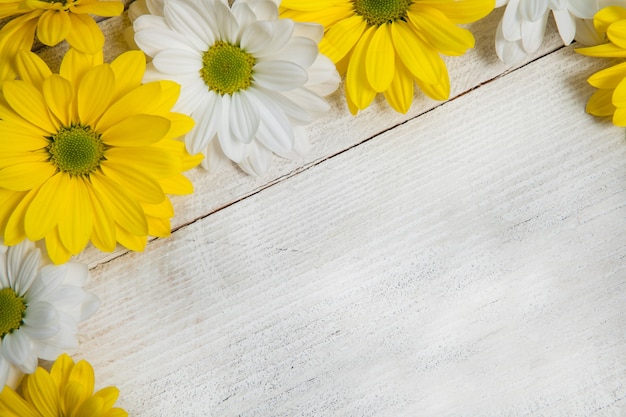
0,288 -> 26,338
353,0 -> 413,26
47,124 -> 105,176
200,41 -> 255,95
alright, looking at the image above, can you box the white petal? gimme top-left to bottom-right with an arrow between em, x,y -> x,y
217,95 -> 246,162
548,0 -> 567,11
0,250 -> 9,289
283,87 -> 330,118
200,136 -> 227,172
521,0 -> 549,21
187,93 -> 220,155
134,27 -> 198,57
231,1 -> 256,27
254,91 -> 295,154
146,0 -> 165,16
251,19 -> 295,56
240,21 -> 276,55
24,264 -> 65,304
133,14 -> 169,32
262,89 -> 311,124
164,0 -> 215,50
264,36 -> 318,69
230,92 -> 260,144
496,0 -> 509,7
2,331 -> 36,373
9,242 -> 40,296
238,141 -> 272,176
502,0 -> 522,40
32,314 -> 78,360
553,8 -> 576,45
247,0 -> 279,21
152,49 -> 202,74
214,0 -> 240,43
293,21 -> 324,44
521,11 -> 549,52
78,293 -> 100,322
0,353 -> 9,389
254,60 -> 308,91
568,0 -> 598,18
5,360 -> 23,390
305,54 -> 340,96
22,302 -> 60,340
495,20 -> 528,64
176,76 -> 211,114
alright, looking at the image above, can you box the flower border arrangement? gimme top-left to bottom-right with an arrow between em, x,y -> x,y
0,0 -> 623,413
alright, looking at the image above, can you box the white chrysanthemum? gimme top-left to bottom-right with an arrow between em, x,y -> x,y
495,0 -> 599,64
130,0 -> 340,176
0,240 -> 99,390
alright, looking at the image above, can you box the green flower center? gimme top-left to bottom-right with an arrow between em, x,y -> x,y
0,288 -> 26,338
48,124 -> 105,176
353,0 -> 413,26
200,41 -> 255,95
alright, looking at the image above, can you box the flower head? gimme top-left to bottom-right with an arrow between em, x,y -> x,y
279,0 -> 493,114
495,0 -> 599,64
0,353 -> 127,417
130,0 -> 340,176
0,49 -> 201,264
577,5 -> 626,126
0,0 -> 123,78
0,240 -> 99,390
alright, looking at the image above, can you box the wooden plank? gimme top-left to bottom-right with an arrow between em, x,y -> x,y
79,45 -> 626,416
30,8 -> 568,267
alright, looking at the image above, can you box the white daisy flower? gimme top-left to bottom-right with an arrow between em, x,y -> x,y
130,0 -> 340,176
495,0 -> 599,64
0,240 -> 99,389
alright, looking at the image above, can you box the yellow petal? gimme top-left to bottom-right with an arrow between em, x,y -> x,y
166,112 -> 195,139
85,183 -> 116,252
141,198 -> 173,218
607,19 -> 626,50
93,387 -> 120,411
576,43 -> 626,58
109,51 -> 145,100
0,189 -> 27,236
416,0 -> 493,24
115,225 -> 147,252
346,25 -> 377,111
587,62 -> 626,89
158,174 -> 194,195
390,21 -> 442,85
100,161 -> 166,204
23,368 -> 60,417
90,172 -> 148,237
280,5 -> 354,29
43,74 -> 75,126
585,89 -> 615,116
150,81 -> 182,114
0,162 -> 55,191
146,215 -> 171,237
24,173 -> 69,240
4,189 -> 36,245
45,226 -> 72,264
320,15 -> 367,63
415,67 -> 450,101
612,76 -> 626,108
383,60 -> 414,113
49,353 -> 74,389
60,47 -> 103,87
101,114 -> 171,147
0,386 -> 40,417
68,360 -> 95,398
612,107 -> 626,125
366,23 -> 394,92
594,6 -> 626,34
2,80 -> 57,133
0,122 -> 49,151
58,177 -> 93,255
408,6 -> 475,56
72,0 -> 123,16
76,396 -> 104,417
15,50 -> 52,91
65,13 -> 104,54
96,83 -> 164,132
104,147 -> 178,177
77,64 -> 115,127
36,9 -> 71,46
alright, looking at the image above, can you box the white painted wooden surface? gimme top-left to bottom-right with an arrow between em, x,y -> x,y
23,5 -> 626,417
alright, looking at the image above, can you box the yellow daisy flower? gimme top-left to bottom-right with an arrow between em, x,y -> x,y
0,48 -> 201,264
576,6 -> 626,126
0,0 -> 123,55
0,353 -> 128,417
279,0 -> 494,114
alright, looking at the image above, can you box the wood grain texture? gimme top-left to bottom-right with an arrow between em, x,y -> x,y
74,40 -> 626,417
27,7 -> 570,268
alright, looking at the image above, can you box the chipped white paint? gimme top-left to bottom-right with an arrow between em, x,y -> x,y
16,6 -> 626,417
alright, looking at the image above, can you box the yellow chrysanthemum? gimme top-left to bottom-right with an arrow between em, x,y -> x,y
0,48 -> 201,264
0,0 -> 123,58
280,0 -> 494,114
0,353 -> 128,417
576,6 -> 626,126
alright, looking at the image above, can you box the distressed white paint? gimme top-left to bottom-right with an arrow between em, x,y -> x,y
8,6 -> 626,417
